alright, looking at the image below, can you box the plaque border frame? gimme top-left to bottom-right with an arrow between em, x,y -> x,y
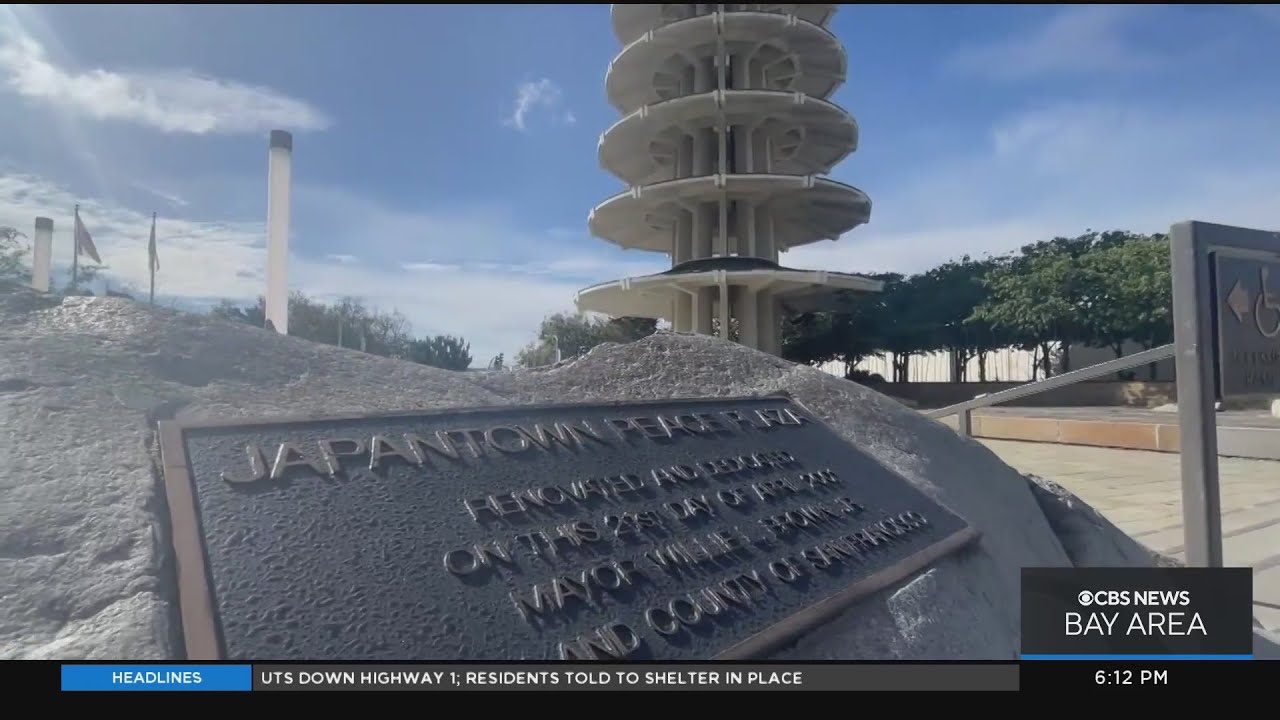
157,393 -> 980,661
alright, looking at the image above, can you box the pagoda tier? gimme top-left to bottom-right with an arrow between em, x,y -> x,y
578,4 -> 876,355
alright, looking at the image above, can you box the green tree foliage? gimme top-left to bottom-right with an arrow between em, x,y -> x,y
783,230 -> 1177,381
918,257 -> 1006,381
406,335 -> 472,371
212,291 -> 473,370
782,273 -> 900,370
1080,234 -> 1172,353
0,226 -> 28,282
516,312 -> 657,367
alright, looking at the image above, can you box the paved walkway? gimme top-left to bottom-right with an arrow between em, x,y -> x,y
981,439 -> 1280,631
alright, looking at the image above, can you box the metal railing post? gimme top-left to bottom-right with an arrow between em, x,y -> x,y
957,409 -> 972,436
924,344 -> 1176,421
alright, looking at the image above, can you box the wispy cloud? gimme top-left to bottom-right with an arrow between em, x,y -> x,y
132,181 -> 189,208
503,78 -> 575,131
0,23 -> 330,134
946,6 -> 1164,81
792,99 -> 1280,275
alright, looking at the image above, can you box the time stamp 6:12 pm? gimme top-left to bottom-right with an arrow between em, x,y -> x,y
1095,669 -> 1169,686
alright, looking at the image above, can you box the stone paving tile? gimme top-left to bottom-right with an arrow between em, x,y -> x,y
980,439 -> 1280,630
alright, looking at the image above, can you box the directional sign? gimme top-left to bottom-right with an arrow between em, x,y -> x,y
1170,221 -> 1280,569
1214,254 -> 1280,397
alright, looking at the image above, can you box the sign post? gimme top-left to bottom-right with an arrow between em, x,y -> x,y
1170,221 -> 1280,567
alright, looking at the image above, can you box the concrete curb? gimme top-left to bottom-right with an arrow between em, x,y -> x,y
937,413 -> 1280,461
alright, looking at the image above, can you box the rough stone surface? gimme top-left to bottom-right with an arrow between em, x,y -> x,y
1,287 -> 1272,659
1024,474 -> 1279,658
1025,475 -> 1172,568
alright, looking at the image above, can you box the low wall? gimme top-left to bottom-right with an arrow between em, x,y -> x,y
883,381 -> 1176,409
934,412 -> 1279,460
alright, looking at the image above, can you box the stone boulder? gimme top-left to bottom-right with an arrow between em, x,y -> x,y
1,286 -> 1274,659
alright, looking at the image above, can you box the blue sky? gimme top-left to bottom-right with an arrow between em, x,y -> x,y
2,4 -> 1278,365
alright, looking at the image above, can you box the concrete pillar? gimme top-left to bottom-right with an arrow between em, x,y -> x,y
731,52 -> 748,90
678,134 -> 693,179
694,204 -> 714,259
718,278 -> 730,340
737,200 -> 754,257
769,296 -> 784,355
675,210 -> 693,264
757,291 -> 777,355
674,291 -> 693,332
716,198 -> 728,257
31,217 -> 52,292
693,287 -> 714,335
692,128 -> 713,176
694,58 -> 711,93
265,129 -> 292,335
737,286 -> 759,349
754,211 -> 774,259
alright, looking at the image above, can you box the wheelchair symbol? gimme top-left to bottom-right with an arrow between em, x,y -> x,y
1259,266 -> 1280,338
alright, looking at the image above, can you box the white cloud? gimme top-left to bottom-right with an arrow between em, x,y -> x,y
503,78 -> 575,132
0,23 -> 329,134
789,99 -> 1280,276
132,181 -> 189,208
0,172 -> 661,365
401,261 -> 458,272
946,6 -> 1163,81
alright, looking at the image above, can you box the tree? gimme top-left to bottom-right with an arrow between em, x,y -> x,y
607,316 -> 659,340
877,273 -> 940,382
782,286 -> 885,370
915,256 -> 1004,381
515,312 -> 657,367
782,310 -> 843,367
0,226 -> 28,283
970,234 -> 1106,378
210,291 -> 470,367
1079,233 -> 1172,379
406,335 -> 472,371
212,297 -> 266,326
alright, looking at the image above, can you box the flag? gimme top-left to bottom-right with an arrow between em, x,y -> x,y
148,214 -> 159,272
74,208 -> 102,263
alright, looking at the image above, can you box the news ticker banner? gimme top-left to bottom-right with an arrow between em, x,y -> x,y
1021,567 -> 1255,660
60,664 -> 1019,692
52,659 -> 1278,693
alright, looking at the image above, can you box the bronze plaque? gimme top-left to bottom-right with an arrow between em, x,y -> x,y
1214,253 -> 1280,397
158,396 -> 977,661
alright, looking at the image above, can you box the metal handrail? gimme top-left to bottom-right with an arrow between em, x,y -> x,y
923,343 -> 1176,435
